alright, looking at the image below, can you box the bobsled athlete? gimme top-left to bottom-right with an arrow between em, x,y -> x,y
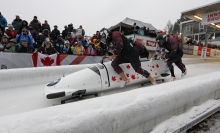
101,28 -> 156,87
156,34 -> 187,81
128,37 -> 149,58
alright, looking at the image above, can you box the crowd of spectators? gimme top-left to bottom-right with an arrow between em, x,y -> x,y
0,12 -> 107,56
184,37 -> 220,50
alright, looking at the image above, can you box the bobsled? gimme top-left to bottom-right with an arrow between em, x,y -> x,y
44,59 -> 169,104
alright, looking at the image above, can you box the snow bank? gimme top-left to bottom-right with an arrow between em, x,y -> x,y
150,99 -> 220,133
0,64 -> 94,89
0,71 -> 220,133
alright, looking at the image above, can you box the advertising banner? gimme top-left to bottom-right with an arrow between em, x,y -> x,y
202,10 -> 220,25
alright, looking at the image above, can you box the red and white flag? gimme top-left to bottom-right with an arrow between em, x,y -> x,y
32,52 -> 60,67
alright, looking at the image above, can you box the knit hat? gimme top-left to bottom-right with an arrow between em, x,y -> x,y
9,39 -> 17,44
21,40 -> 28,44
8,24 -> 13,27
64,40 -> 70,44
2,35 -> 8,39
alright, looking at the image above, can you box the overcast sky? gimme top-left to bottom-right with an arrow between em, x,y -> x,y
1,0 -> 217,36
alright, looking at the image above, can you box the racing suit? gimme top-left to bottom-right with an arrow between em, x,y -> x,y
110,31 -> 150,78
164,37 -> 186,77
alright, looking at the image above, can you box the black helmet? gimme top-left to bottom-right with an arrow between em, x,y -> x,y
156,34 -> 167,47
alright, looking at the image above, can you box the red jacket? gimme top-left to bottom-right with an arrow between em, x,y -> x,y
5,29 -> 17,40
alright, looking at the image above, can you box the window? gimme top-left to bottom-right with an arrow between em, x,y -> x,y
89,66 -> 100,75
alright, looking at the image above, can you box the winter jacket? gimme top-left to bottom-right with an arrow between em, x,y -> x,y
96,49 -> 103,56
41,24 -> 51,33
68,24 -> 73,32
5,29 -> 17,40
62,29 -> 68,39
76,28 -> 85,36
50,29 -> 60,41
15,34 -> 34,47
29,28 -> 38,41
12,19 -> 22,33
36,29 -> 50,47
84,47 -> 97,56
53,39 -> 64,53
37,46 -> 57,55
19,20 -> 29,34
133,41 -> 149,58
16,45 -> 35,53
0,16 -> 7,29
73,45 -> 85,55
30,19 -> 41,32
82,42 -> 89,48
4,45 -> 19,53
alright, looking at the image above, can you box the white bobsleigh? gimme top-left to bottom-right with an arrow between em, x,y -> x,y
44,59 -> 169,104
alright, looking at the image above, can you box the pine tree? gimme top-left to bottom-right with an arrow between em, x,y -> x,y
164,20 -> 173,34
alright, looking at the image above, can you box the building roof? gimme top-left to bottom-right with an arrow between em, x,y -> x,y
109,17 -> 158,32
181,1 -> 220,29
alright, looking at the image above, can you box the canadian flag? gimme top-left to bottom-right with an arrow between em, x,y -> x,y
32,52 -> 60,67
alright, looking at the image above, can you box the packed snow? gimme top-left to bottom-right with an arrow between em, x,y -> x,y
0,62 -> 219,133
150,99 -> 220,133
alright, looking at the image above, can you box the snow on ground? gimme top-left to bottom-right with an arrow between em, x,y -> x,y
150,99 -> 220,133
0,62 -> 220,117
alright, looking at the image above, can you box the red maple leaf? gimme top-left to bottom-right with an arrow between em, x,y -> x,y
131,75 -> 136,79
119,77 -> 123,80
156,64 -> 159,68
152,65 -> 155,68
41,57 -> 54,66
126,73 -> 129,77
126,65 -> 131,69
112,76 -> 116,81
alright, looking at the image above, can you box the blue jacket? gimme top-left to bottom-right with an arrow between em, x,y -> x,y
0,15 -> 7,28
16,34 -> 34,47
53,39 -> 64,53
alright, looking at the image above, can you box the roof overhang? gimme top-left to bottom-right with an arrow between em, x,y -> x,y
181,1 -> 220,30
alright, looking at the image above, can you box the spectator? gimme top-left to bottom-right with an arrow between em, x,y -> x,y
12,15 -> 22,33
5,24 -> 17,40
0,35 -> 9,49
0,29 -> 3,39
16,40 -> 35,53
62,25 -> 68,39
62,40 -> 72,54
138,27 -> 145,35
28,24 -> 38,42
84,43 -> 97,56
4,39 -> 19,52
144,27 -> 149,36
36,29 -> 50,48
53,35 -> 64,53
0,12 -> 8,34
16,28 -> 33,47
37,41 -> 57,55
68,23 -> 74,32
93,39 -> 100,48
95,31 -> 101,39
82,39 -> 89,49
30,16 -> 41,33
40,20 -> 51,33
130,23 -> 139,34
66,32 -> 73,43
96,46 -> 103,56
71,29 -> 77,39
19,20 -> 29,34
50,25 -> 60,41
73,41 -> 85,55
76,25 -> 85,38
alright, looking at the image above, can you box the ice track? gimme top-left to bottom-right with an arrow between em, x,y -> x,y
0,62 -> 220,117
